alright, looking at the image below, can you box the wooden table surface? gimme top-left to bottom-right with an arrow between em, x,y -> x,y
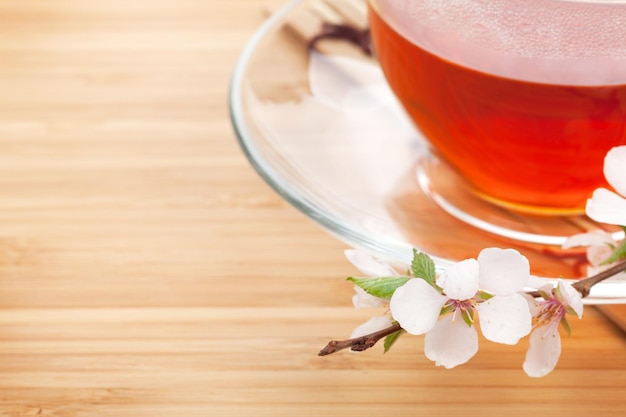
2,0 -> 626,416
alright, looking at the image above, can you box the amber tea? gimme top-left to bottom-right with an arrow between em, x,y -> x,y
369,0 -> 626,212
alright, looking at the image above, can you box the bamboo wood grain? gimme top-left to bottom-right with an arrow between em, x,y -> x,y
1,0 -> 626,416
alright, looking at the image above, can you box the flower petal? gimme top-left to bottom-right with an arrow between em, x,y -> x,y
424,315 -> 478,368
561,230 -> 616,249
350,316 -> 394,339
522,292 -> 544,317
557,280 -> 584,319
585,188 -> 626,226
344,249 -> 398,277
523,323 -> 561,378
477,294 -> 532,344
477,248 -> 530,295
352,286 -> 386,309
527,275 -> 552,290
436,258 -> 479,300
603,146 -> 626,197
390,279 -> 448,335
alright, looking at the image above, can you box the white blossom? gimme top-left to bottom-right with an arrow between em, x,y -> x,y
523,280 -> 583,377
586,146 -> 626,226
562,230 -> 620,276
345,249 -> 397,337
344,249 -> 396,309
390,248 -> 532,368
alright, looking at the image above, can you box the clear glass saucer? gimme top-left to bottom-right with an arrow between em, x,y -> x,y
229,0 -> 626,303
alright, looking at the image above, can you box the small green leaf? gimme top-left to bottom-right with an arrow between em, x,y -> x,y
440,304 -> 455,316
347,276 -> 411,299
566,306 -> 579,316
461,309 -> 474,327
411,249 -> 436,286
561,317 -> 572,337
476,290 -> 495,301
383,328 -> 405,353
601,239 -> 626,265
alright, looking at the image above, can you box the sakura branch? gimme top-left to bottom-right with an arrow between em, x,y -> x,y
320,145 -> 626,378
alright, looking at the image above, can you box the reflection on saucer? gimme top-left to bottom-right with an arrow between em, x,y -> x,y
230,0 -> 626,302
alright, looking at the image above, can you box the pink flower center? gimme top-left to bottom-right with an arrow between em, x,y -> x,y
444,298 -> 477,324
536,297 -> 566,327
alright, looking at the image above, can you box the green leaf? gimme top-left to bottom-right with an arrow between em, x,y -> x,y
476,290 -> 495,301
383,328 -> 405,353
560,317 -> 572,337
601,239 -> 626,265
347,276 -> 411,299
439,304 -> 455,316
461,309 -> 474,327
411,249 -> 436,286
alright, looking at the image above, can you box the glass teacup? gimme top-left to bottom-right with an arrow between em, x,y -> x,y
368,0 -> 626,214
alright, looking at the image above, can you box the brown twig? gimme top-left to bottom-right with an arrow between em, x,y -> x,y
525,259 -> 626,298
318,323 -> 401,356
571,259 -> 626,298
320,259 -> 626,356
